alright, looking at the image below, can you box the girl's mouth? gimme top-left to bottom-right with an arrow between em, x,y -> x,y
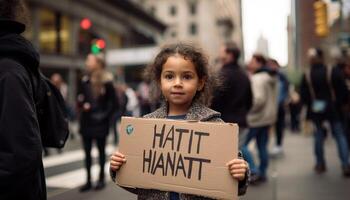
170,92 -> 185,95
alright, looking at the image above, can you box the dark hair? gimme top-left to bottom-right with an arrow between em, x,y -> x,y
225,41 -> 241,61
267,58 -> 279,67
252,54 -> 267,66
144,43 -> 216,106
0,0 -> 29,25
308,47 -> 324,65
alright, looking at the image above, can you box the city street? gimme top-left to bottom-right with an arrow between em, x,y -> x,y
46,130 -> 350,200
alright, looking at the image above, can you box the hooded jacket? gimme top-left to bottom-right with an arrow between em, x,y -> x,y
111,101 -> 249,200
247,67 -> 278,127
0,19 -> 46,200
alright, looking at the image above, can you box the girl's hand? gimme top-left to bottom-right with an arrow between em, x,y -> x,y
110,151 -> 126,171
226,158 -> 248,181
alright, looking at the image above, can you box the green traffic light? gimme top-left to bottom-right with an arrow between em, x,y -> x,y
91,44 -> 101,54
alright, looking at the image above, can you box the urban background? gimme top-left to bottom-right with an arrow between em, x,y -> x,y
13,0 -> 350,199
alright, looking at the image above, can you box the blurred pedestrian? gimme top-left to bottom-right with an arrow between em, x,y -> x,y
342,57 -> 350,151
77,53 -> 117,191
300,48 -> 350,176
124,83 -> 141,117
137,80 -> 151,115
268,58 -> 289,157
211,41 -> 253,148
288,85 -> 302,133
110,43 -> 249,198
242,54 -> 278,184
0,1 -> 46,199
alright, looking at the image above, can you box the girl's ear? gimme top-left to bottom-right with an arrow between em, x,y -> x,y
197,76 -> 206,91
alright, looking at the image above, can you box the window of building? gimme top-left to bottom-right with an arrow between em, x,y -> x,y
39,8 -> 72,55
39,8 -> 56,54
189,23 -> 197,35
61,15 -> 72,55
189,2 -> 197,15
169,5 -> 177,16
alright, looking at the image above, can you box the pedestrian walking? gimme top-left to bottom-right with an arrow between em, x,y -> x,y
288,85 -> 302,133
343,58 -> 350,151
268,58 -> 289,157
300,48 -> 350,176
211,42 -> 253,148
242,54 -> 279,184
77,53 -> 117,191
110,43 -> 249,199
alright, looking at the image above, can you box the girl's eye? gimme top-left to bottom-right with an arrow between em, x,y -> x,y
164,74 -> 174,79
183,74 -> 193,80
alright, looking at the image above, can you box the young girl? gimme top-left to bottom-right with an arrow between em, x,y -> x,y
110,43 -> 249,199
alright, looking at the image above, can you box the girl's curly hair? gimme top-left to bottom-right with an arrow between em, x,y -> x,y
144,43 -> 218,106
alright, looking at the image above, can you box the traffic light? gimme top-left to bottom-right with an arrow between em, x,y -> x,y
80,18 -> 92,30
313,0 -> 329,37
91,39 -> 106,54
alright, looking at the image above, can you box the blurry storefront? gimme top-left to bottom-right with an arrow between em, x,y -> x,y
24,0 -> 166,104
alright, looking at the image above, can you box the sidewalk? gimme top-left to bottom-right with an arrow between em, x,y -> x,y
242,132 -> 350,200
49,131 -> 350,200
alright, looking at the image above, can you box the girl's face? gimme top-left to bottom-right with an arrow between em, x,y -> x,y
160,55 -> 204,113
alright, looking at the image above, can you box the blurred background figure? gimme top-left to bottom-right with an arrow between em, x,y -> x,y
267,58 -> 289,157
288,85 -> 302,133
300,48 -> 350,176
242,54 -> 278,185
51,73 -> 68,102
344,58 -> 350,150
211,41 -> 252,148
123,83 -> 141,117
77,53 -> 117,192
137,80 -> 151,116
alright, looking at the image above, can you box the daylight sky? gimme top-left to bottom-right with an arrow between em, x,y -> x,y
242,0 -> 291,66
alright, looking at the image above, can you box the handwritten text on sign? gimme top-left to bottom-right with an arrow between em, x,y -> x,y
142,124 -> 211,180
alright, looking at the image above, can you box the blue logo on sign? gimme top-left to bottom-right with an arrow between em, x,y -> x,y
126,125 -> 134,135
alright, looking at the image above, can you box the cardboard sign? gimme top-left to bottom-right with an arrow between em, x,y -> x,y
116,117 -> 238,200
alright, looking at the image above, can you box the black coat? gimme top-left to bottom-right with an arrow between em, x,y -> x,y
211,62 -> 253,128
0,20 -> 46,200
301,63 -> 349,121
78,75 -> 117,138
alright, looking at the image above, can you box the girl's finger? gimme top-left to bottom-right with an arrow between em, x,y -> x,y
113,152 -> 125,158
230,169 -> 246,174
111,156 -> 126,162
229,163 -> 247,170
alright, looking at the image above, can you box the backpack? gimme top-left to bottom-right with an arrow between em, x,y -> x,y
1,57 -> 69,148
35,74 -> 69,148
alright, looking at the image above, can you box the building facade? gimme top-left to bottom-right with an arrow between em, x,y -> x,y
24,0 -> 165,103
136,0 -> 244,64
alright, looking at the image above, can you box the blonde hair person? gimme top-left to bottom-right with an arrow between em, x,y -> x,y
77,53 -> 117,191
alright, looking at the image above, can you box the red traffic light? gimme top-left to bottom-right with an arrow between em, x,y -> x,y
96,39 -> 106,49
80,18 -> 91,30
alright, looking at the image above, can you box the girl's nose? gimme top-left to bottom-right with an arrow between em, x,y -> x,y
174,77 -> 182,86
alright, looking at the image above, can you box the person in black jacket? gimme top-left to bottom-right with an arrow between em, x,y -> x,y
77,53 -> 117,191
211,42 -> 253,148
300,48 -> 350,176
0,1 -> 46,199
